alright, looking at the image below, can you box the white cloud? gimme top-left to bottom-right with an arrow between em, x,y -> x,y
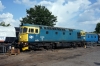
14,0 -> 38,7
78,9 -> 95,22
0,1 -> 5,11
0,13 -> 20,27
14,0 -> 100,32
38,0 -> 95,31
14,0 -> 22,4
89,0 -> 100,9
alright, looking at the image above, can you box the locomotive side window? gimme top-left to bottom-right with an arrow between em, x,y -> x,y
88,35 -> 89,38
63,32 -> 65,35
44,27 -> 46,29
55,32 -> 58,34
91,36 -> 93,38
69,33 -> 71,35
46,31 -> 48,34
40,26 -> 42,29
94,36 -> 96,38
69,29 -> 73,32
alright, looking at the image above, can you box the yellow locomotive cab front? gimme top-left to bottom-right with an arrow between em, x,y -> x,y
19,26 -> 28,42
19,26 -> 40,51
19,26 -> 29,51
80,31 -> 86,36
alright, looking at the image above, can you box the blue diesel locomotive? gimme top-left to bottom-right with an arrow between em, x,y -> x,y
19,24 -> 86,50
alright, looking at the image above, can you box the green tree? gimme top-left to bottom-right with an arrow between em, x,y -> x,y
95,22 -> 100,33
20,5 -> 57,26
0,21 -> 11,26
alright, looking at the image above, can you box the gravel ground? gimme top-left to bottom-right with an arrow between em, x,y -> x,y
0,46 -> 100,66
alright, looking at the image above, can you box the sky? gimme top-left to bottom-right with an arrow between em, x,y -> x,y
0,0 -> 100,32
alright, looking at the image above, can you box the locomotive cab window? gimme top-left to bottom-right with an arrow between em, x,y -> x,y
77,32 -> 81,38
81,33 -> 85,35
23,27 -> 28,33
29,28 -> 34,33
35,28 -> 39,34
31,29 -> 34,32
28,27 -> 39,34
20,27 -> 28,33
35,29 -> 38,33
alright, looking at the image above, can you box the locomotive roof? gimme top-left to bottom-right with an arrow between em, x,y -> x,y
22,23 -> 82,31
86,32 -> 98,34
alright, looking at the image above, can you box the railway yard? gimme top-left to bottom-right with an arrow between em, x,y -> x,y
0,46 -> 100,66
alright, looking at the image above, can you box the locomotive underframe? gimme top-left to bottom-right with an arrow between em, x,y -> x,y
18,41 -> 86,51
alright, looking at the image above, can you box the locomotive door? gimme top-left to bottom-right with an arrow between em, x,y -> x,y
28,28 -> 35,42
34,27 -> 40,42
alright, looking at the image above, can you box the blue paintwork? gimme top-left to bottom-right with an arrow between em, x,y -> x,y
28,34 -> 35,42
85,33 -> 98,42
39,29 -> 82,42
28,34 -> 40,42
25,24 -> 84,43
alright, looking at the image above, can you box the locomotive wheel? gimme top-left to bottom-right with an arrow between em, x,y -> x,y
71,43 -> 77,48
45,44 -> 53,50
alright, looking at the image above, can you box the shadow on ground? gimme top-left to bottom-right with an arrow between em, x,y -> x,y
94,62 -> 100,65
